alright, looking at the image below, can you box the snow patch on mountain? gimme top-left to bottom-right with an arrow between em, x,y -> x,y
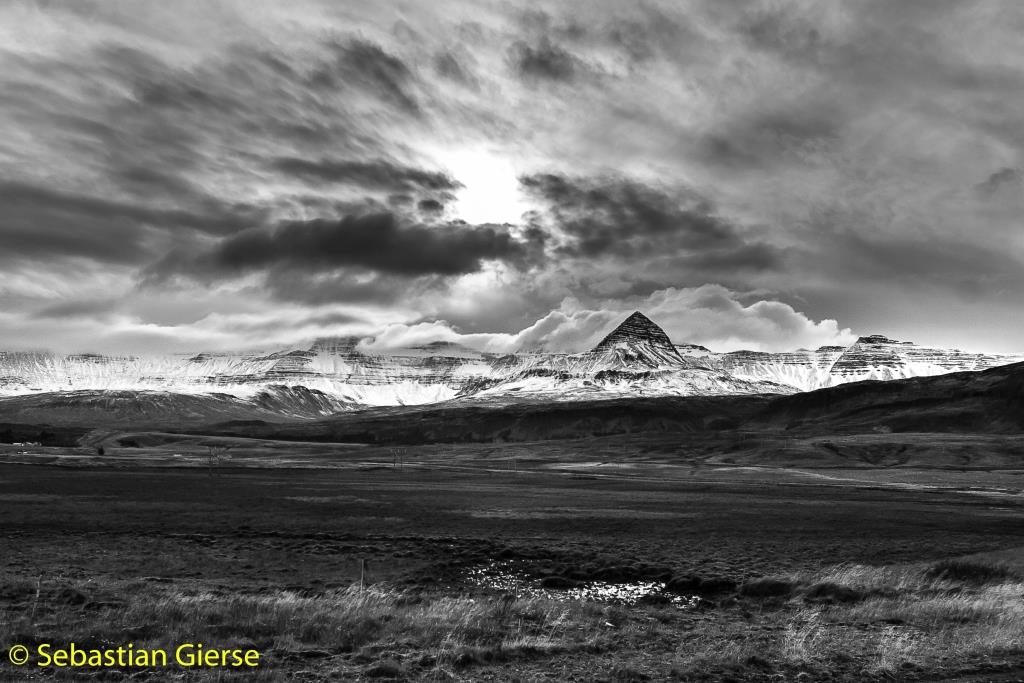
676,335 -> 1024,392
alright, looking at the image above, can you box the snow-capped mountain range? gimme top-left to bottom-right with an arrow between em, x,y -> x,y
1,312 -> 1020,412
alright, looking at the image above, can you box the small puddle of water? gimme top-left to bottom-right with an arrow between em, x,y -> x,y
463,561 -> 698,608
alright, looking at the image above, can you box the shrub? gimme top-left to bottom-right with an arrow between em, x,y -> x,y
595,566 -> 635,582
540,576 -> 579,589
665,575 -> 737,596
636,593 -> 671,607
664,575 -> 702,594
364,658 -> 405,678
609,664 -> 651,681
925,559 -> 1016,585
699,577 -> 738,595
739,578 -> 796,598
804,582 -> 866,604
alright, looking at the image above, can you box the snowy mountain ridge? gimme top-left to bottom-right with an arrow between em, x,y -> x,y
1,313 -> 1021,409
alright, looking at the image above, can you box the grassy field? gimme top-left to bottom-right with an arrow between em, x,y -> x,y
1,444 -> 1023,680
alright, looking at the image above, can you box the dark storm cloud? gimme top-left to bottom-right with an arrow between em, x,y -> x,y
4,41 -> 343,263
0,26 -> 446,280
0,181 -> 263,264
519,173 -> 780,271
417,198 -> 446,216
508,38 -> 580,83
153,212 -> 540,282
217,214 -> 528,276
271,157 -> 462,192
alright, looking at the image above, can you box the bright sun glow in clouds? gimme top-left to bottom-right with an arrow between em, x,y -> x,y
436,147 -> 531,224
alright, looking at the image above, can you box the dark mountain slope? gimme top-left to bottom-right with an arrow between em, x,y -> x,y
0,386 -> 353,430
755,361 -> 1024,434
193,395 -> 770,445
0,391 -> 285,429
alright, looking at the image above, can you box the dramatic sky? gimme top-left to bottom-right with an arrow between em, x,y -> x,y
3,1 -> 1023,354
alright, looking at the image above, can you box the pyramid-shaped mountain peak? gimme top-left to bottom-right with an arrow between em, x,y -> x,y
854,334 -> 909,345
592,311 -> 677,353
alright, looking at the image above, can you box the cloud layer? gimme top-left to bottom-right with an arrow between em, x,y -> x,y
359,285 -> 853,354
2,1 -> 1023,353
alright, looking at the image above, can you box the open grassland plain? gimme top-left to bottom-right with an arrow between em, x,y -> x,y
1,443 -> 1024,681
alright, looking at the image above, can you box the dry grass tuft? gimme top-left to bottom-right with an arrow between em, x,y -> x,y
926,558 -> 1018,585
3,553 -> 1023,680
0,580 -> 628,679
670,555 -> 1024,679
